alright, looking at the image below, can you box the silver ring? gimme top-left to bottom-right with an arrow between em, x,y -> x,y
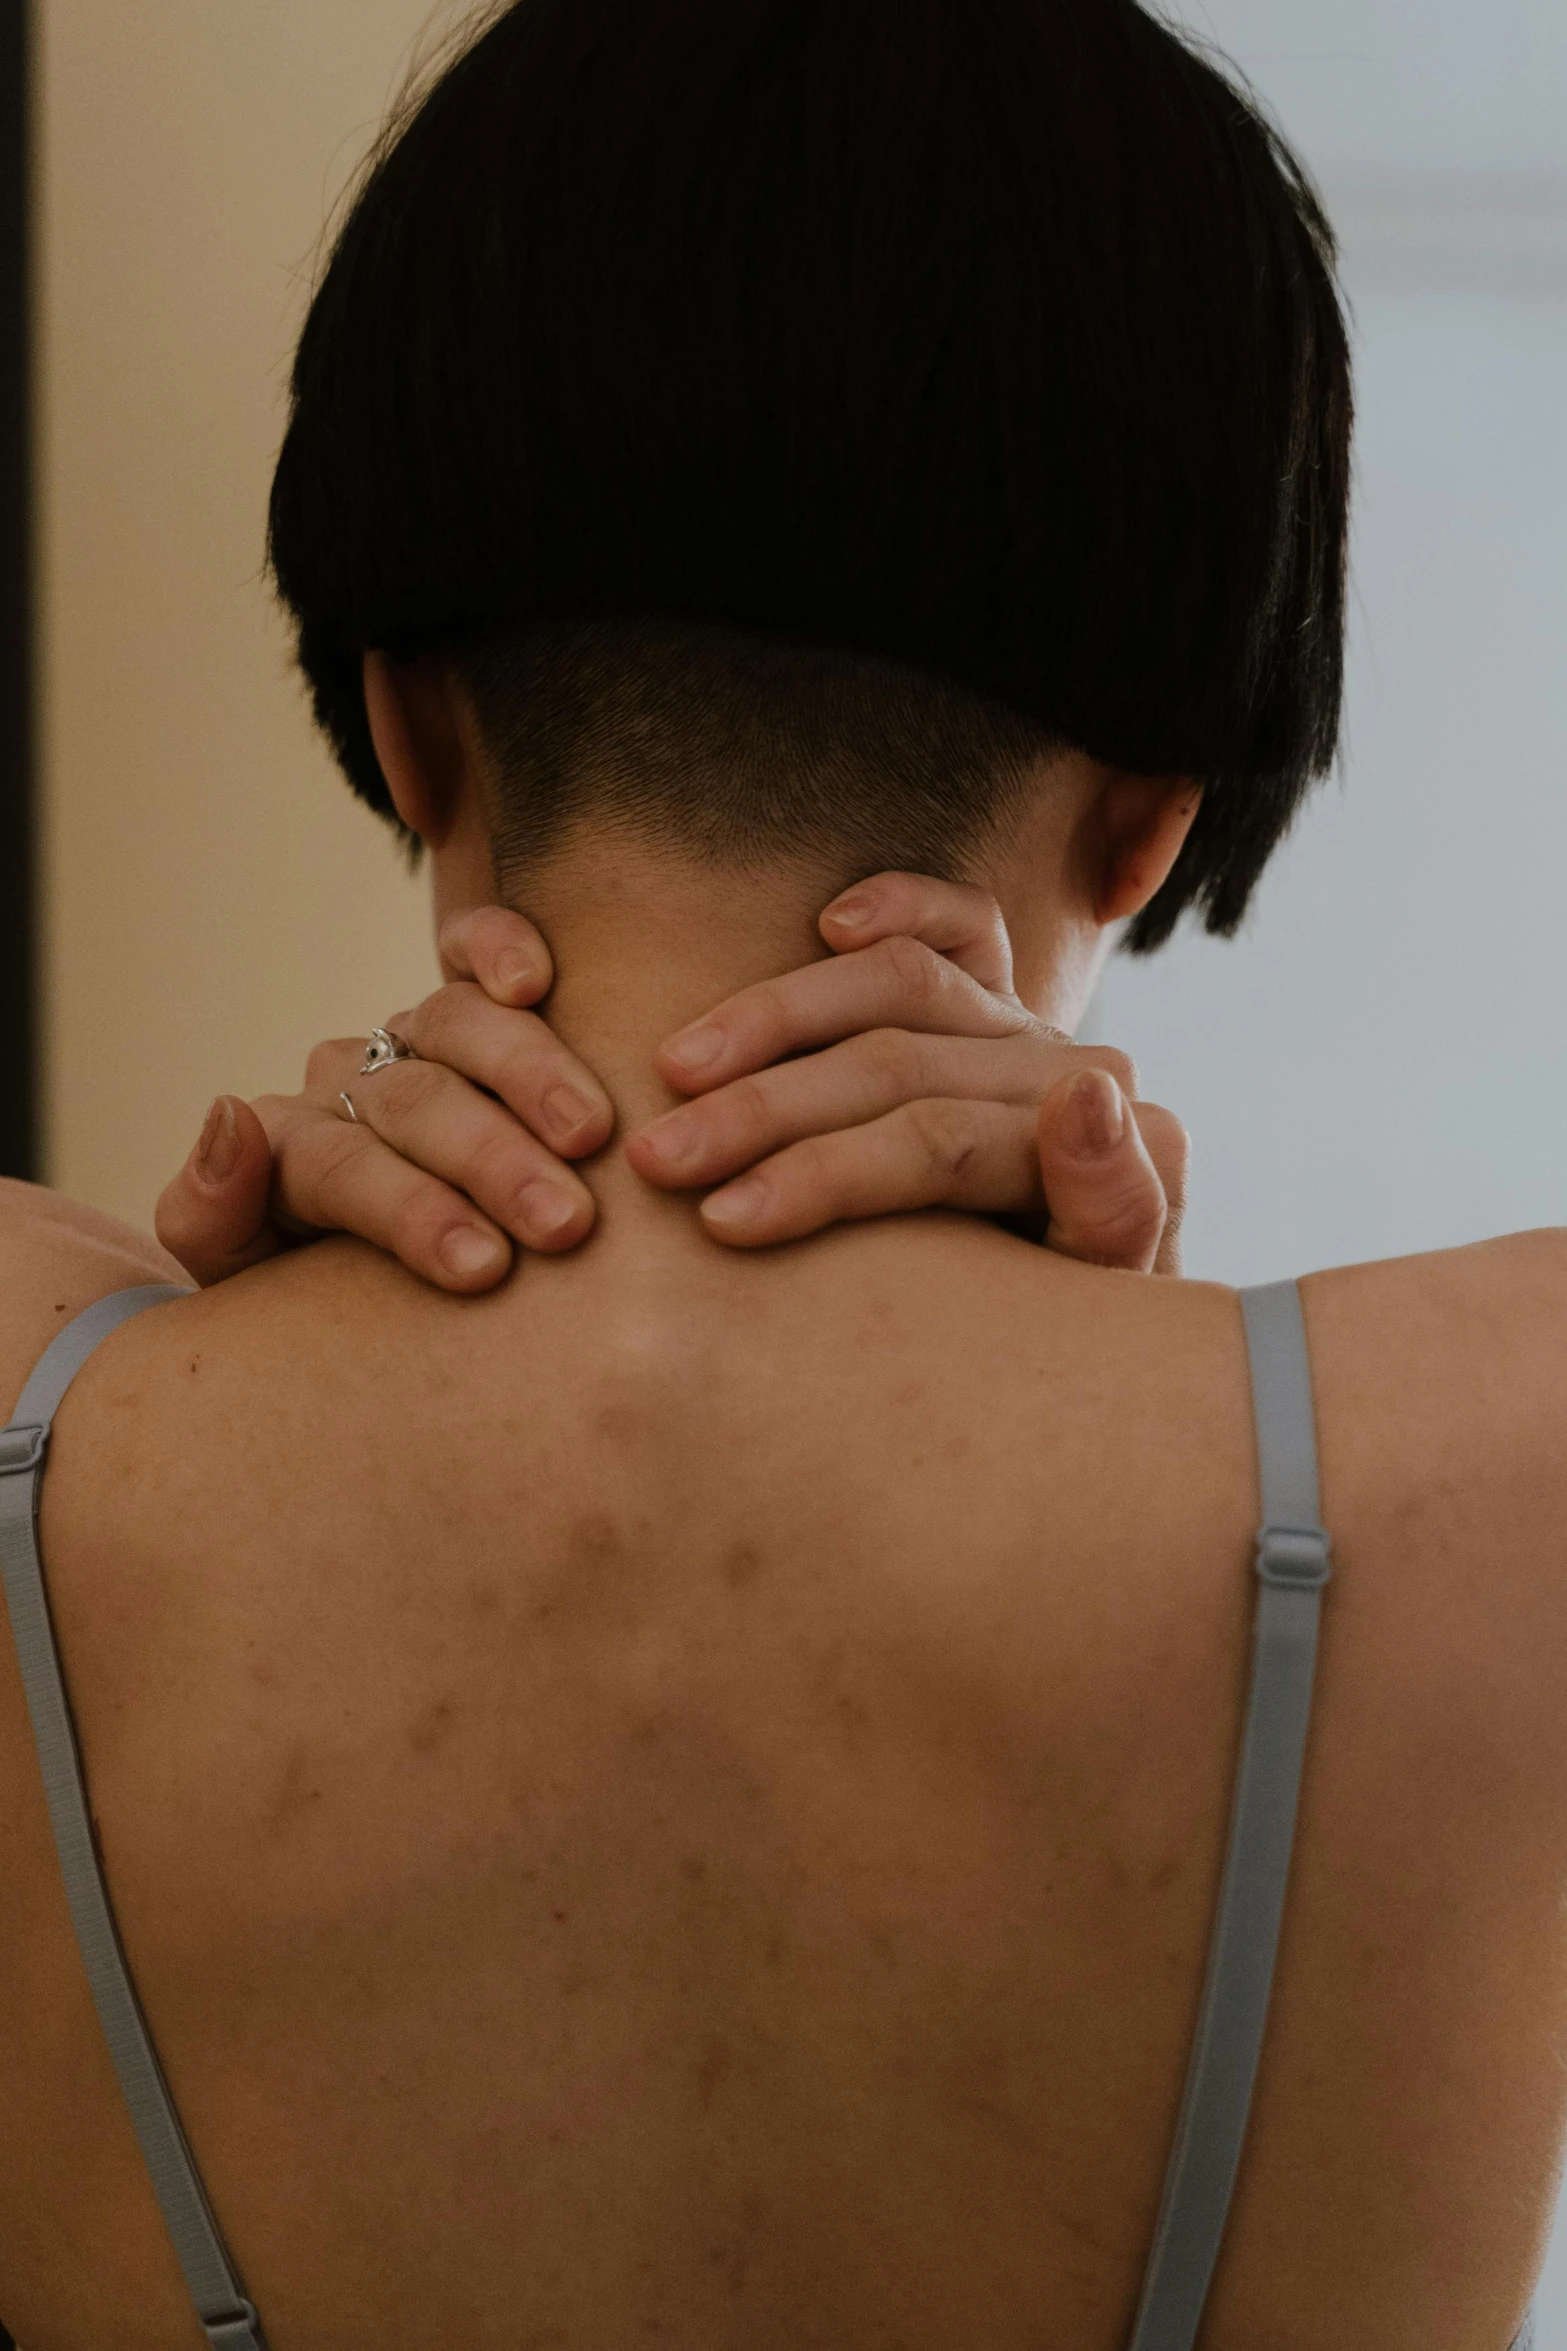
339,1091 -> 358,1122
359,1026 -> 418,1078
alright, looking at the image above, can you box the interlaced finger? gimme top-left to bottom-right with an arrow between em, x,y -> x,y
633,1022 -> 1143,1193
266,1105 -> 517,1288
310,991 -> 611,1160
632,1028 -> 1071,1191
320,1056 -> 594,1252
699,1099 -> 1044,1247
818,872 -> 1016,992
436,904 -> 555,1003
658,934 -> 1036,1096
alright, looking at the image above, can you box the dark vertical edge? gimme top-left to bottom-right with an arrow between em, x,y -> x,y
0,0 -> 35,1183
0,0 -> 29,2293
0,138 -> 28,2351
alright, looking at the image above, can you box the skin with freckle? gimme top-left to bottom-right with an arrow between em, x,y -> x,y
1,1072 -> 1566,2351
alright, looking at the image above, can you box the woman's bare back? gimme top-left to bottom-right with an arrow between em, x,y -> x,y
0,1181 -> 1563,2348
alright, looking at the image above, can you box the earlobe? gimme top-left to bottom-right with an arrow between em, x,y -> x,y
362,650 -> 467,848
1092,775 -> 1202,925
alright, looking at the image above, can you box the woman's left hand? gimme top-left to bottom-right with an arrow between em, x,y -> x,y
155,907 -> 613,1290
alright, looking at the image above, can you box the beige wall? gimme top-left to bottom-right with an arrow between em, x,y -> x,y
38,3 -> 455,1224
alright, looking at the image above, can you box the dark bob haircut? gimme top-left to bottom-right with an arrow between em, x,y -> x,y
270,0 -> 1352,950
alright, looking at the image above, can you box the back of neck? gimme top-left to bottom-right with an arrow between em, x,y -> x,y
511,835 -> 847,1138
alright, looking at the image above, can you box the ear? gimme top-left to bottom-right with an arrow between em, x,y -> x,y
362,650 -> 470,849
1083,773 -> 1202,926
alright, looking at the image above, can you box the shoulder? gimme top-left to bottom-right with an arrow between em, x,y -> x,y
0,1179 -> 190,1422
821,1218 -> 1567,1785
1301,1228 -> 1567,1792
1304,1227 -> 1567,1515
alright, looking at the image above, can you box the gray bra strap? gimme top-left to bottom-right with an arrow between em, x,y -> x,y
1126,1279 -> 1332,2351
0,1285 -> 266,2351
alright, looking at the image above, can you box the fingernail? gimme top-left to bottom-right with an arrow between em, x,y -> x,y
702,1174 -> 766,1228
541,1083 -> 600,1145
519,1183 -> 579,1238
499,958 -> 537,996
663,1023 -> 726,1074
440,1226 -> 508,1278
194,1097 -> 241,1183
1060,1069 -> 1124,1159
638,1110 -> 701,1169
827,893 -> 873,930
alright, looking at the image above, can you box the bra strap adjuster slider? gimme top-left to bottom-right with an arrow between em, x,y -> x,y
1255,1524 -> 1332,1589
0,1424 -> 47,1477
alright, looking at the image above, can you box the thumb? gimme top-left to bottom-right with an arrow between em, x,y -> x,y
1037,1068 -> 1168,1276
154,1096 -> 285,1286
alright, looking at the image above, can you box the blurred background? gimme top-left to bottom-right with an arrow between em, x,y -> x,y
2,0 -> 1565,2324
18,2 -> 445,1218
9,0 -> 1566,1262
1091,0 -> 1567,1292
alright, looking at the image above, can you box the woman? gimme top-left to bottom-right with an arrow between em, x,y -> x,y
1,3 -> 1556,2345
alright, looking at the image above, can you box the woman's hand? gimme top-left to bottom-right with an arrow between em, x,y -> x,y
629,871 -> 1188,1274
157,876 -> 1187,1290
155,907 -> 612,1291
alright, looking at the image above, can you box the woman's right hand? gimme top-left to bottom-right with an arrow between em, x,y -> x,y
631,871 -> 1189,1274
